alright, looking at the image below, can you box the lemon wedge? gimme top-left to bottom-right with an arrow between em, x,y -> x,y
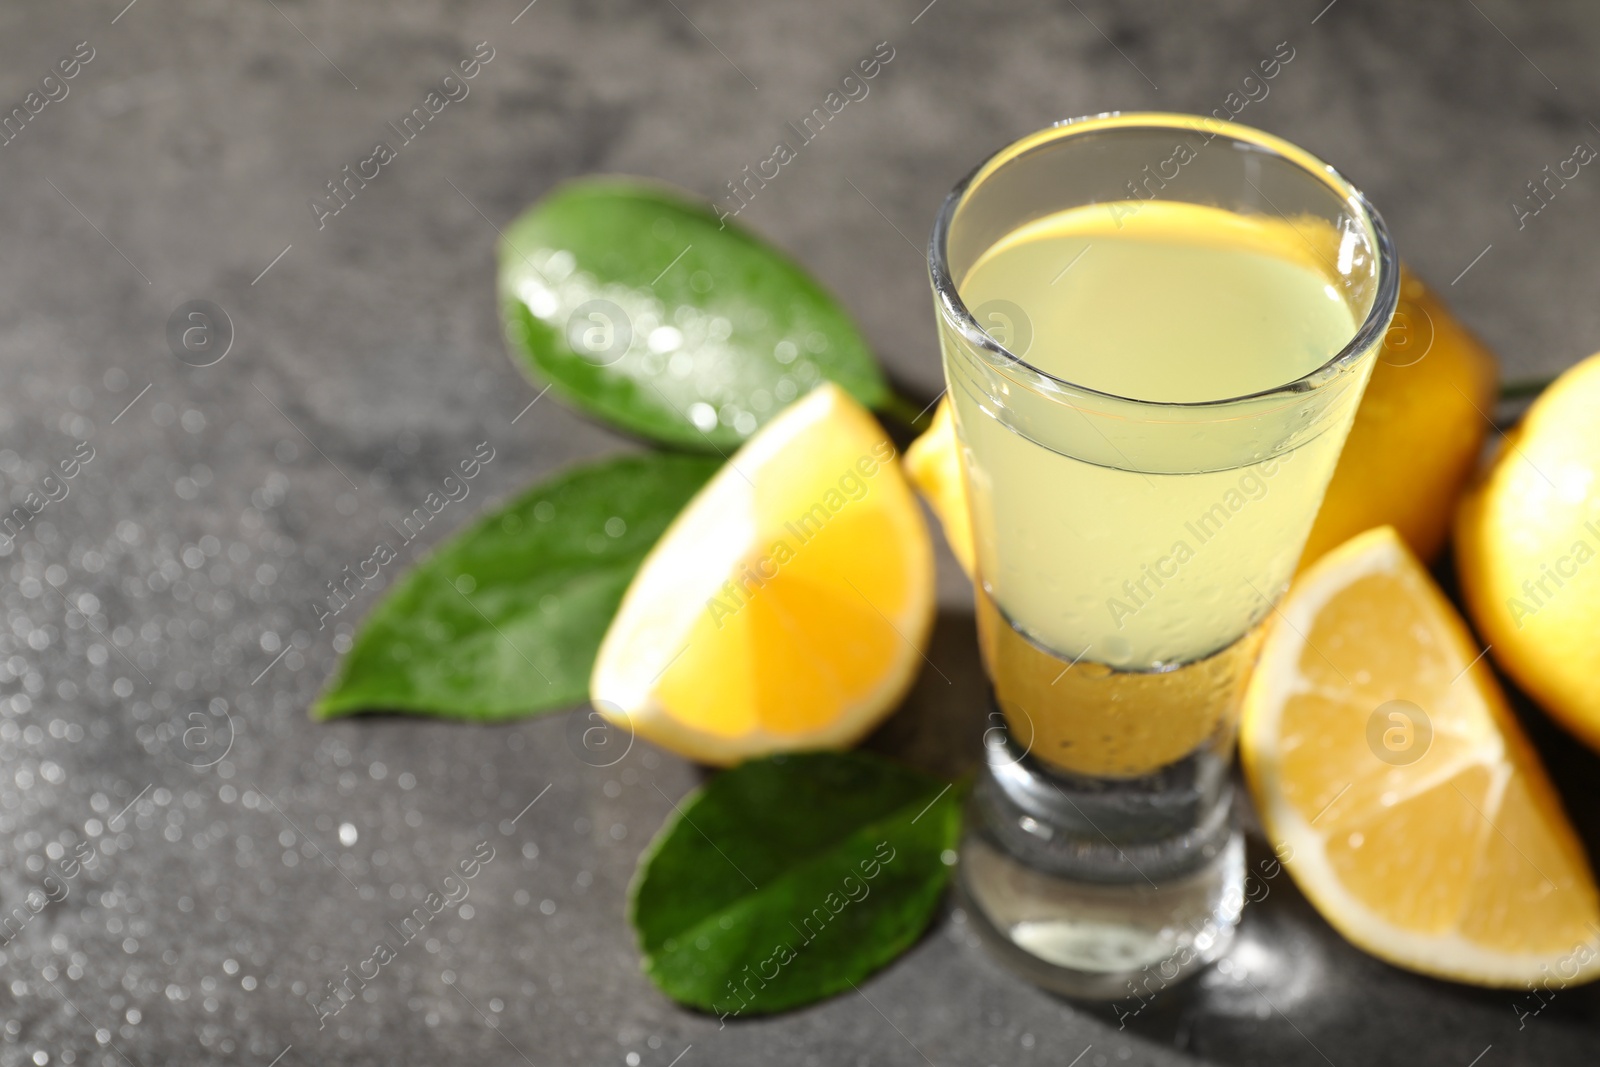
591,383 -> 935,765
1241,526 -> 1600,987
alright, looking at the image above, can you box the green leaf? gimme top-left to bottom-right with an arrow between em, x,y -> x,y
630,752 -> 962,1015
498,178 -> 889,451
313,452 -> 720,722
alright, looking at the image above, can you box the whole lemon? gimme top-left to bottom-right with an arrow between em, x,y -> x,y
1456,352 -> 1600,752
1299,270 -> 1499,568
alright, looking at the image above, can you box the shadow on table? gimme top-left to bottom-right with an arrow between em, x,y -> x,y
1064,826 -> 1600,1063
864,607 -> 990,782
863,602 -> 1600,1063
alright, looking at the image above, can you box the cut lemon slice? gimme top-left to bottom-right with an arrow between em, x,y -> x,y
1241,526 -> 1600,987
591,383 -> 935,766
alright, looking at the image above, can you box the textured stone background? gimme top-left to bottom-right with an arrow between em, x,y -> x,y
1,0 -> 1599,1064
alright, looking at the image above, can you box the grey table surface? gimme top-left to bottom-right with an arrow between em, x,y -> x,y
3,0 -> 1600,1064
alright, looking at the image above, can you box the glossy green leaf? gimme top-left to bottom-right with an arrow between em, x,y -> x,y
630,752 -> 962,1016
498,178 -> 889,450
313,453 -> 720,722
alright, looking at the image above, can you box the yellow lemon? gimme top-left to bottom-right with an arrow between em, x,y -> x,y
591,383 -> 935,766
1300,269 -> 1498,567
1242,526 -> 1600,987
903,398 -> 975,577
1457,351 -> 1600,753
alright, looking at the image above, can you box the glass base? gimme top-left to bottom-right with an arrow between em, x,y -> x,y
957,730 -> 1245,1000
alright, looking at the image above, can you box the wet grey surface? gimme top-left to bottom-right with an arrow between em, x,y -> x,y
2,0 -> 1600,1064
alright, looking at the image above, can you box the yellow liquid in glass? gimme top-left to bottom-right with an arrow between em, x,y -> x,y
953,200 -> 1363,674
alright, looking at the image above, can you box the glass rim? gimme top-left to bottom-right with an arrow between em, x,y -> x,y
927,111 -> 1400,410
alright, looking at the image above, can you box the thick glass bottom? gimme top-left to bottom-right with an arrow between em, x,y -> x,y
958,728 -> 1245,1000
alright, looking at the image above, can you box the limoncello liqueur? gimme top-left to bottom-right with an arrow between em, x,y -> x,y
951,200 -> 1369,775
